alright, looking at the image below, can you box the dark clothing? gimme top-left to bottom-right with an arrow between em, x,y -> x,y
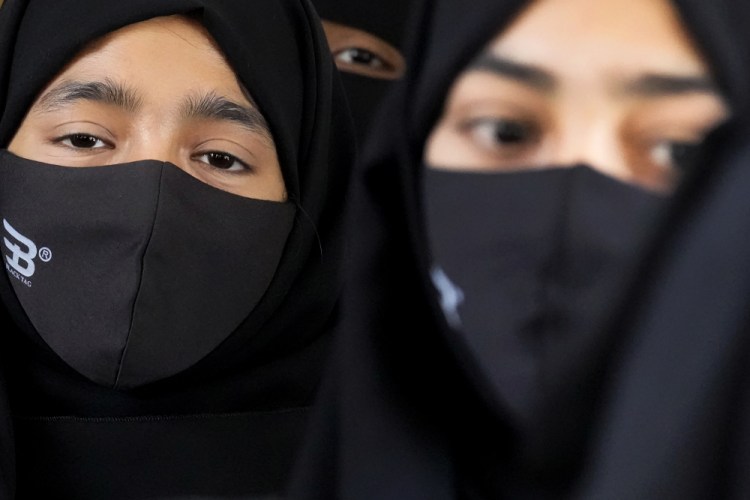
289,0 -> 750,498
310,0 -> 416,145
0,0 -> 354,497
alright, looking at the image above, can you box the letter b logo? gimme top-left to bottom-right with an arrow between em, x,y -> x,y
3,219 -> 37,278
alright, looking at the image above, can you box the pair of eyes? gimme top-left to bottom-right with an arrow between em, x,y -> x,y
59,133 -> 248,172
458,116 -> 707,172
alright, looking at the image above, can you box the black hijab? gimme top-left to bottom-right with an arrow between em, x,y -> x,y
0,0 -> 353,497
311,0 -> 413,53
571,0 -> 750,496
289,0 -> 750,498
310,0 -> 416,146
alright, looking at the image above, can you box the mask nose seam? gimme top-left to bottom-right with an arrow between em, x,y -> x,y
534,169 -> 576,393
112,162 -> 166,389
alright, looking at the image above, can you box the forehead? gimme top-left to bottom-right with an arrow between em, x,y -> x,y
489,0 -> 709,76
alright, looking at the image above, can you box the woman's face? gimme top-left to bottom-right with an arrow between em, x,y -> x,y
8,15 -> 286,201
424,0 -> 729,192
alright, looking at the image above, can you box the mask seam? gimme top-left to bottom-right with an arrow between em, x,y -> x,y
112,164 -> 165,389
535,170 -> 574,407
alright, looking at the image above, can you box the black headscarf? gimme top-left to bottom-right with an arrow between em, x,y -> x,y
311,0 -> 413,52
571,0 -> 750,496
0,0 -> 354,497
289,0 -> 750,498
310,0 -> 416,146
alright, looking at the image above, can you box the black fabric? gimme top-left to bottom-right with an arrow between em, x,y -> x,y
0,152 -> 295,389
310,0 -> 418,147
14,408 -> 308,499
337,72 -> 397,152
572,125 -> 750,499
424,166 -> 666,439
0,371 -> 12,500
289,0 -> 750,498
310,0 -> 414,51
0,0 -> 354,497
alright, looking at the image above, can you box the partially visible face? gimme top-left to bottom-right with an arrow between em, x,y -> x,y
424,0 -> 729,192
9,15 -> 286,201
322,20 -> 406,80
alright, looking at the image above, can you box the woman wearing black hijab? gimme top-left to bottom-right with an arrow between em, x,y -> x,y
289,0 -> 744,498
311,0 -> 415,145
0,0 -> 353,498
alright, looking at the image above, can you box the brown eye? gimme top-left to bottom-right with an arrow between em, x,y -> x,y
464,118 -> 538,149
492,121 -> 532,144
193,151 -> 249,172
335,48 -> 388,70
58,133 -> 109,149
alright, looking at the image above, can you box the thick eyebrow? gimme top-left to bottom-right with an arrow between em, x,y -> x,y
468,53 -> 556,92
36,79 -> 141,112
622,73 -> 719,98
180,92 -> 272,141
466,54 -> 720,101
33,79 -> 273,141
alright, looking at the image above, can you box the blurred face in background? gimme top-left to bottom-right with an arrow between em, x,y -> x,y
425,0 -> 729,192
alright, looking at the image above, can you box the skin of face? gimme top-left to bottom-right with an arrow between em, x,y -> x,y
322,19 -> 406,80
424,0 -> 730,192
9,15 -> 287,201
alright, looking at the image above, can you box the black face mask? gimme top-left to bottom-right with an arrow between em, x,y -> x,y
339,72 -> 396,147
0,151 -> 295,390
423,165 -> 667,424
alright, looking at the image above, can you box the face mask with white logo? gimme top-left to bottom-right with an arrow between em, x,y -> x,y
0,150 -> 295,389
423,164 -> 667,467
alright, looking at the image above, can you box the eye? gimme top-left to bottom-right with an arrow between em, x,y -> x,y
650,140 -> 703,172
56,133 -> 110,150
462,118 -> 539,151
193,151 -> 249,172
334,48 -> 388,70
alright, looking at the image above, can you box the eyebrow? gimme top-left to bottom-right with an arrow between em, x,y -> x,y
34,79 -> 273,140
468,53 -> 556,92
180,92 -> 272,140
37,79 -> 141,112
467,53 -> 721,102
622,73 -> 719,97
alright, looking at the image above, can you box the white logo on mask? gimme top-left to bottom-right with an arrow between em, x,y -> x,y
430,265 -> 465,329
3,218 -> 44,287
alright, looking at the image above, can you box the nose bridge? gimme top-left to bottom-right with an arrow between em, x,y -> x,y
553,105 -> 628,178
122,118 -> 181,166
